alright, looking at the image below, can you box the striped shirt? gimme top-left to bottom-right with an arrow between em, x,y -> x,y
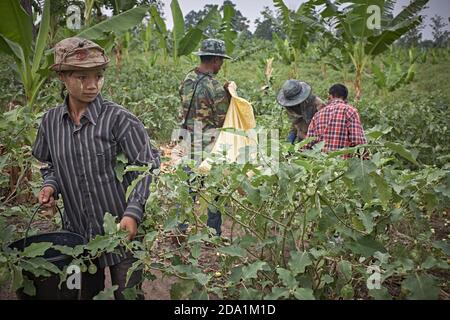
32,94 -> 160,267
304,99 -> 367,157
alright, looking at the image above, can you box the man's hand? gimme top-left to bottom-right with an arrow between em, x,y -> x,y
120,216 -> 138,240
38,186 -> 55,208
223,81 -> 236,93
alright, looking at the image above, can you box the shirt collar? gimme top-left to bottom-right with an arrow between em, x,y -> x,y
329,98 -> 346,105
60,94 -> 104,125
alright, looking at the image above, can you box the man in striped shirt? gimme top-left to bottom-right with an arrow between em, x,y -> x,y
304,84 -> 367,157
32,37 -> 160,299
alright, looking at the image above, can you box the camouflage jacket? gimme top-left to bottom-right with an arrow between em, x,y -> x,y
286,96 -> 325,140
178,68 -> 230,132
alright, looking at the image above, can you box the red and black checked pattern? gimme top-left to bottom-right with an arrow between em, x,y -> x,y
304,99 -> 367,157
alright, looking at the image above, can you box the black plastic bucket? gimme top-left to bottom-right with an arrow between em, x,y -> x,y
9,205 -> 87,300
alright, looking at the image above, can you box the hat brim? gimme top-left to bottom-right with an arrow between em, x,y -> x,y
193,51 -> 232,60
276,82 -> 311,107
50,62 -> 110,72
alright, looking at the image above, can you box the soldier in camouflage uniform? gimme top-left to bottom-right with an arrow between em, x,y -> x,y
177,39 -> 232,236
179,38 -> 231,150
277,80 -> 325,144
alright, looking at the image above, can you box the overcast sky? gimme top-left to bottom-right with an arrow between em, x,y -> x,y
161,0 -> 450,40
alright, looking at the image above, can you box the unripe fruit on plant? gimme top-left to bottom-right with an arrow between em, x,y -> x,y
88,263 -> 97,275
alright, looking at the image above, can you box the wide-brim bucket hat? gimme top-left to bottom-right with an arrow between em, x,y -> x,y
193,38 -> 232,60
51,37 -> 110,72
277,80 -> 312,107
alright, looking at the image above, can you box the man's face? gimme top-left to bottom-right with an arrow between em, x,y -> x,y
60,68 -> 105,103
212,57 -> 224,74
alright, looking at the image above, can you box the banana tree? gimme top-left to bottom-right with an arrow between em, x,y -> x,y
216,2 -> 237,77
272,0 -> 323,78
77,5 -> 149,48
320,0 -> 429,100
150,0 -> 219,64
0,0 -> 51,108
371,48 -> 418,93
0,0 -> 149,109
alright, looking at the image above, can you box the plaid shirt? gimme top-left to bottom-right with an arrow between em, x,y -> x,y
304,98 -> 367,156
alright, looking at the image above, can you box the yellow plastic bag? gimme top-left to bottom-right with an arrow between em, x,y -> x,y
199,82 -> 257,172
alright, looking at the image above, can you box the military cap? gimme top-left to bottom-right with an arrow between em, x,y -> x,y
193,38 -> 232,59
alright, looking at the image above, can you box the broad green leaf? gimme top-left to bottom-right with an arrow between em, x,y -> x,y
276,268 -> 297,289
53,245 -> 85,257
103,212 -> 118,235
32,0 -> 51,74
273,0 -> 291,32
150,5 -> 167,51
340,283 -> 354,299
242,261 -> 269,280
86,235 -> 117,255
217,245 -> 246,258
371,173 -> 392,206
178,28 -> 203,57
122,287 -> 138,300
22,276 -> 36,296
126,174 -> 145,201
229,266 -> 243,283
170,279 -> 195,299
0,35 -> 26,70
24,257 -> 59,275
191,243 -> 201,259
421,256 -> 438,270
357,210 -> 375,234
337,260 -> 353,282
385,142 -> 419,165
78,6 -> 149,39
188,233 -> 209,244
288,251 -> 312,275
170,0 -> 184,57
11,266 -> 23,291
369,287 -> 392,300
346,236 -> 386,258
220,3 -> 237,55
389,0 -> 429,27
22,242 -> 52,258
293,287 -> 315,300
239,287 -> 262,300
402,273 -> 440,300
192,272 -> 210,286
93,285 -> 119,300
264,286 -> 290,300
345,158 -> 377,202
191,289 -> 209,300
114,154 -> 127,183
432,241 -> 450,255
0,0 -> 33,58
196,6 -> 219,32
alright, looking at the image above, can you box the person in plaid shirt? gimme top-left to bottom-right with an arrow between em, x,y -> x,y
304,84 -> 367,157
